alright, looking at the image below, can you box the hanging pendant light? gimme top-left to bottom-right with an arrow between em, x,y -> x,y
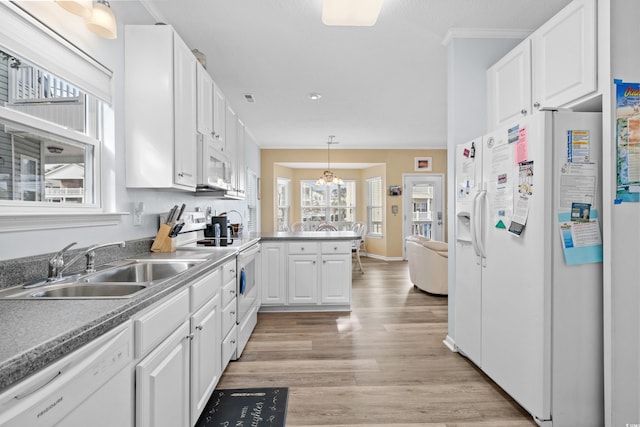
316,136 -> 344,186
56,0 -> 92,19
86,0 -> 117,40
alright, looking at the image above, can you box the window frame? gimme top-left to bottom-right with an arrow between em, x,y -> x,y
366,176 -> 383,237
300,180 -> 356,227
0,2 -> 123,232
276,177 -> 291,231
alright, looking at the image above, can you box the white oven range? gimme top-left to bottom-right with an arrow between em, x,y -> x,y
172,211 -> 261,360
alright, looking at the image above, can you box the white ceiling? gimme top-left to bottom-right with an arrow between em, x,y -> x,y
141,0 -> 572,150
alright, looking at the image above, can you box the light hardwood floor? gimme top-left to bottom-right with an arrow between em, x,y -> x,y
218,257 -> 537,426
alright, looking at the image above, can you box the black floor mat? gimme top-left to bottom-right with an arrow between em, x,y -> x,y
195,387 -> 289,427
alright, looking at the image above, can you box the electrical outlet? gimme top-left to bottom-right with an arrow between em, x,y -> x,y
133,202 -> 144,226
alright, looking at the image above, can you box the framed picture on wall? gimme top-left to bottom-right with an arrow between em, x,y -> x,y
414,157 -> 432,172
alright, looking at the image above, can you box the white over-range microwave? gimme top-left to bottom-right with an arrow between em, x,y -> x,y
196,136 -> 239,197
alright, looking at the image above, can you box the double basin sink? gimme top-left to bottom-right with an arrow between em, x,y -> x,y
0,259 -> 206,299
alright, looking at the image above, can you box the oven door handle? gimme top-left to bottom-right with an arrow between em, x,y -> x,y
239,268 -> 246,295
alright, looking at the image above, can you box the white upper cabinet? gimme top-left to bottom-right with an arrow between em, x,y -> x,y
531,0 -> 596,110
196,62 -> 214,139
212,82 -> 226,150
236,119 -> 246,196
487,39 -> 532,129
487,0 -> 597,130
125,25 -> 197,191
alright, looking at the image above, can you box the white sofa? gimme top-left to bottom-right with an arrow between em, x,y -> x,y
405,235 -> 448,296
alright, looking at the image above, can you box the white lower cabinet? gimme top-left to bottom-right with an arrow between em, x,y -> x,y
261,242 -> 287,305
190,294 -> 221,426
288,253 -> 318,304
321,254 -> 351,304
134,263 -> 230,427
136,320 -> 191,427
262,240 -> 352,310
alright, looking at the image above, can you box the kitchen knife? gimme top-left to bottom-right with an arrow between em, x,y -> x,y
175,203 -> 186,222
166,205 -> 178,224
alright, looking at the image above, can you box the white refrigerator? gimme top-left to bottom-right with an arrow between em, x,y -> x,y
454,111 -> 603,427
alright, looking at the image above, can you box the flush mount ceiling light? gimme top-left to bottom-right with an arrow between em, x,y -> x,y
308,92 -> 322,100
316,135 -> 343,187
322,0 -> 384,26
86,0 -> 118,39
55,0 -> 92,19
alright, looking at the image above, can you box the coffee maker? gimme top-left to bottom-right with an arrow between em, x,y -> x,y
205,216 -> 233,245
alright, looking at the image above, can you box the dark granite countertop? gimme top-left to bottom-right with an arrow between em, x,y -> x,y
0,248 -> 238,392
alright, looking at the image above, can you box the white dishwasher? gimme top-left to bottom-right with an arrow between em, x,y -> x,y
0,321 -> 134,427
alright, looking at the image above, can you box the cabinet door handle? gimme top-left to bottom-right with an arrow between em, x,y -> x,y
312,260 -> 316,264
533,102 -> 540,109
334,247 -> 337,251
323,260 -> 326,264
230,339 -> 236,344
520,109 -> 528,115
230,311 -> 235,315
195,325 -> 203,331
230,289 -> 236,295
186,333 -> 194,341
230,269 -> 235,273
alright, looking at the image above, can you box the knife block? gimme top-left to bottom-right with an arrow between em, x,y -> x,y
151,224 -> 176,253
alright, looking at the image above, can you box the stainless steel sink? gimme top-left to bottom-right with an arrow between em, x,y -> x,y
28,284 -> 147,298
0,259 -> 206,299
83,261 -> 203,284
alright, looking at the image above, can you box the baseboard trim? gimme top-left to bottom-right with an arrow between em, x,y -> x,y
443,335 -> 457,352
363,253 -> 405,262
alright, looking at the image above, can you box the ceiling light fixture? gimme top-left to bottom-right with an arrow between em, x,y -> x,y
55,0 -> 92,19
86,0 -> 118,40
316,135 -> 343,187
322,0 -> 384,26
308,92 -> 322,100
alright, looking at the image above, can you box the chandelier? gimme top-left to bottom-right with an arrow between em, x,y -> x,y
316,135 -> 343,186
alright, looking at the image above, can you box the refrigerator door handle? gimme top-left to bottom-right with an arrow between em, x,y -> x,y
476,190 -> 488,260
470,190 -> 482,260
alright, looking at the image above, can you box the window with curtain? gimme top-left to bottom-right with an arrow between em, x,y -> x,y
367,177 -> 383,235
300,180 -> 355,229
276,177 -> 290,231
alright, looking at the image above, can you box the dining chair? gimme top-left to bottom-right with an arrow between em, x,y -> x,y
351,222 -> 366,273
290,221 -> 305,232
316,223 -> 337,231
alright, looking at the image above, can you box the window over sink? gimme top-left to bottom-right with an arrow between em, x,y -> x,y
0,3 -> 118,231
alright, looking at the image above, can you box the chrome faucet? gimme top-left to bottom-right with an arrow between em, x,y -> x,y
48,241 -> 126,281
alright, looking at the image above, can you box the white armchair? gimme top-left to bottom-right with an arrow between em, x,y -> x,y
405,235 -> 448,295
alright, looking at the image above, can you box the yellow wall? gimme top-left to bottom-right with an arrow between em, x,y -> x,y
261,148 -> 447,258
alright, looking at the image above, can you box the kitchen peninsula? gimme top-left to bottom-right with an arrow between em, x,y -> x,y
258,230 -> 360,311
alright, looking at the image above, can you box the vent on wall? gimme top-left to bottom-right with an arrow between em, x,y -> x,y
243,94 -> 256,103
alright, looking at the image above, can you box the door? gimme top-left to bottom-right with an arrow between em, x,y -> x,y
402,174 -> 444,258
173,34 -> 197,189
287,255 -> 318,304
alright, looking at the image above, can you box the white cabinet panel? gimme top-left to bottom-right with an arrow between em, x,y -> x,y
124,25 -> 197,191
261,242 -> 287,305
532,0 -> 596,109
196,62 -> 214,138
190,294 -> 221,426
487,39 -> 531,130
136,322 -> 190,427
321,254 -> 351,304
288,254 -> 318,304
